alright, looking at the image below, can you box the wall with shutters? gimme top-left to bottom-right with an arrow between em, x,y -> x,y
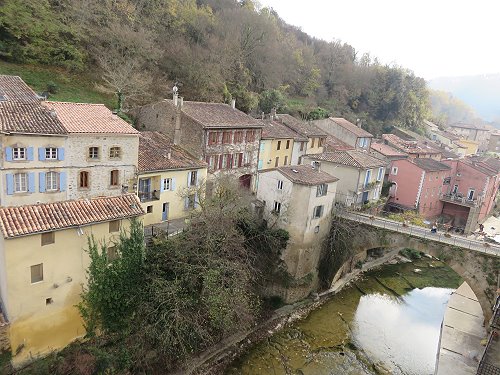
138,167 -> 208,226
258,138 -> 294,171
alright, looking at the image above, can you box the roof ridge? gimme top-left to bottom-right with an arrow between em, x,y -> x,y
45,101 -> 106,106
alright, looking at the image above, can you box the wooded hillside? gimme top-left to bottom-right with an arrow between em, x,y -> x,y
0,0 -> 431,135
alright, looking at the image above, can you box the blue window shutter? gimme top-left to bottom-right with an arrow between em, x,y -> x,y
6,174 -> 13,195
28,173 -> 35,193
160,179 -> 165,193
59,172 -> 67,192
57,148 -> 65,161
5,147 -> 12,162
38,148 -> 46,161
171,178 -> 176,191
258,160 -> 263,169
39,172 -> 46,192
27,147 -> 34,161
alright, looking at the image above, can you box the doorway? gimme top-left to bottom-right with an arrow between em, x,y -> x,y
162,202 -> 169,221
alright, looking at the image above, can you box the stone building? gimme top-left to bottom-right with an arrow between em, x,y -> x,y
449,123 -> 490,153
133,96 -> 263,189
312,117 -> 373,151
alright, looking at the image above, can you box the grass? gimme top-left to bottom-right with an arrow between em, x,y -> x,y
0,60 -> 115,109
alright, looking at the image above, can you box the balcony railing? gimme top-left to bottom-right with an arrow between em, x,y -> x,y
440,193 -> 482,207
138,191 -> 160,202
358,181 -> 381,191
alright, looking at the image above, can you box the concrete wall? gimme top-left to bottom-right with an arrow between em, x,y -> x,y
0,218 -> 137,366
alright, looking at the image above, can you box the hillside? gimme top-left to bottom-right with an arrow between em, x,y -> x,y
429,74 -> 500,122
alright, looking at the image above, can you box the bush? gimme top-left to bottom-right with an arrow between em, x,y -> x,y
399,248 -> 422,260
46,81 -> 58,94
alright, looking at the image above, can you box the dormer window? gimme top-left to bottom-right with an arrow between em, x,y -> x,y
13,147 -> 26,160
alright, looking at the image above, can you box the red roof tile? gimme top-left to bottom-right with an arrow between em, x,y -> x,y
308,150 -> 386,169
371,142 -> 407,157
138,131 -> 206,172
43,101 -> 139,134
277,114 -> 327,138
325,135 -> 355,151
261,119 -> 305,140
260,165 -> 338,186
0,194 -> 144,238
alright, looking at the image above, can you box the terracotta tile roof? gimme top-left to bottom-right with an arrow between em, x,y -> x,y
276,114 -> 327,138
449,122 -> 489,131
43,101 -> 139,134
261,119 -> 305,140
466,156 -> 500,175
382,134 -> 441,155
138,131 -> 206,172
327,117 -> 373,138
324,135 -> 354,151
0,194 -> 144,239
307,150 -> 386,169
164,100 -> 262,129
370,142 -> 407,157
0,75 -> 67,135
412,158 -> 451,172
261,165 -> 338,186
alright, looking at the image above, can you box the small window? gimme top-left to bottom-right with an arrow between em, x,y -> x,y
45,298 -> 53,305
317,184 -> 328,197
391,167 -> 398,175
13,147 -> 26,160
190,171 -> 197,186
286,140 -> 290,149
223,131 -> 232,144
275,157 -> 279,167
311,138 -> 316,148
147,205 -> 153,213
79,171 -> 89,188
377,167 -> 384,181
109,220 -> 120,233
300,142 -> 305,151
107,246 -> 118,262
163,178 -> 172,191
312,205 -> 324,219
318,138 -> 324,147
273,201 -> 281,214
31,263 -> 43,283
246,130 -> 255,142
41,231 -> 55,246
88,147 -> 99,159
46,171 -> 58,191
277,140 -> 281,150
45,147 -> 57,160
208,131 -> 219,145
14,173 -> 27,193
234,131 -> 244,143
110,170 -> 119,186
109,147 -> 121,159
284,156 -> 288,165
277,180 -> 283,190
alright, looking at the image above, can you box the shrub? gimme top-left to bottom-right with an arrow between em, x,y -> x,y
399,248 -> 421,260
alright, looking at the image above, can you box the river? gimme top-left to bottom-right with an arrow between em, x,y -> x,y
227,257 -> 462,375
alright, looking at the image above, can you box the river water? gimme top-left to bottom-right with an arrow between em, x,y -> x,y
227,259 -> 462,375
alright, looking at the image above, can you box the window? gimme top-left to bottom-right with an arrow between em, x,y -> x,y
109,147 -> 121,159
208,131 -> 219,145
277,140 -> 281,150
244,151 -> 252,166
223,131 -> 232,144
79,171 -> 89,188
286,140 -> 290,149
275,157 -> 279,167
190,171 -> 197,186
147,205 -> 153,213
13,147 -> 26,160
163,178 -> 172,191
109,220 -> 120,233
273,201 -> 281,214
45,147 -> 57,160
46,171 -> 58,191
107,246 -> 118,262
318,138 -> 324,147
14,173 -> 27,193
300,142 -> 305,151
110,170 -> 119,186
391,167 -> 398,175
222,154 -> 229,169
377,167 -> 384,181
312,205 -> 324,219
88,147 -> 99,159
46,298 -> 53,305
317,183 -> 328,197
277,180 -> 283,190
207,155 -> 215,170
234,131 -> 244,143
41,232 -> 55,246
246,130 -> 255,142
31,263 -> 43,283
284,156 -> 288,165
311,138 -> 316,148
467,189 -> 475,200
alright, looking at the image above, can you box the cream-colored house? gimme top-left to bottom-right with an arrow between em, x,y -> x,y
0,194 -> 144,366
312,117 -> 373,151
137,132 -> 207,226
303,151 -> 386,206
257,165 -> 338,301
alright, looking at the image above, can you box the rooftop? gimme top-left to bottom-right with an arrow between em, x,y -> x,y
44,101 -> 139,134
263,165 -> 338,186
261,119 -> 305,141
325,134 -> 355,151
327,117 -> 373,138
370,141 -> 407,157
0,194 -> 144,239
0,75 -> 67,135
449,122 -> 489,131
412,158 -> 451,172
138,131 -> 206,172
308,150 -> 386,169
276,113 -> 327,138
382,134 -> 441,155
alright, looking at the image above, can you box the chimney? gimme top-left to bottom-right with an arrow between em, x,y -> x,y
174,97 -> 183,145
179,96 -> 184,108
173,93 -> 178,106
270,108 -> 276,120
231,98 -> 236,110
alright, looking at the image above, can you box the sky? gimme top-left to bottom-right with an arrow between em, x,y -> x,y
258,0 -> 500,80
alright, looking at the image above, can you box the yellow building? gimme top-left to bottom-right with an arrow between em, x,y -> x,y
0,194 -> 144,366
258,119 -> 302,170
137,132 -> 207,226
457,139 -> 479,156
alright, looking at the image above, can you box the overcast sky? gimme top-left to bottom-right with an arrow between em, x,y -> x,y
258,0 -> 500,80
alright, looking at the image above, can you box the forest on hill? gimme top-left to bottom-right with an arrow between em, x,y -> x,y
0,0 -> 432,135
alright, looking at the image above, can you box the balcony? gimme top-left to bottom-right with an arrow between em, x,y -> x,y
440,193 -> 482,207
138,191 -> 160,202
358,181 -> 381,191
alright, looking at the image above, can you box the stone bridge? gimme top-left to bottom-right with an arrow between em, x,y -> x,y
336,212 -> 500,323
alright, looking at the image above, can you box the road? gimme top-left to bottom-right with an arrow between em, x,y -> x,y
339,211 -> 500,257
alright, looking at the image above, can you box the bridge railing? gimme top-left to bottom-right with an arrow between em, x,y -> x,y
338,211 -> 500,257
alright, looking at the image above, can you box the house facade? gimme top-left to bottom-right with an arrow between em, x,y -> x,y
487,133 -> 500,153
303,151 -> 386,206
133,96 -> 262,189
382,134 -> 442,160
257,165 -> 338,301
449,123 -> 490,153
137,131 -> 207,226
312,117 -> 373,151
0,195 -> 144,366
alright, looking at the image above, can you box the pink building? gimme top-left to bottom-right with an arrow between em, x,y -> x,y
388,158 -> 451,218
